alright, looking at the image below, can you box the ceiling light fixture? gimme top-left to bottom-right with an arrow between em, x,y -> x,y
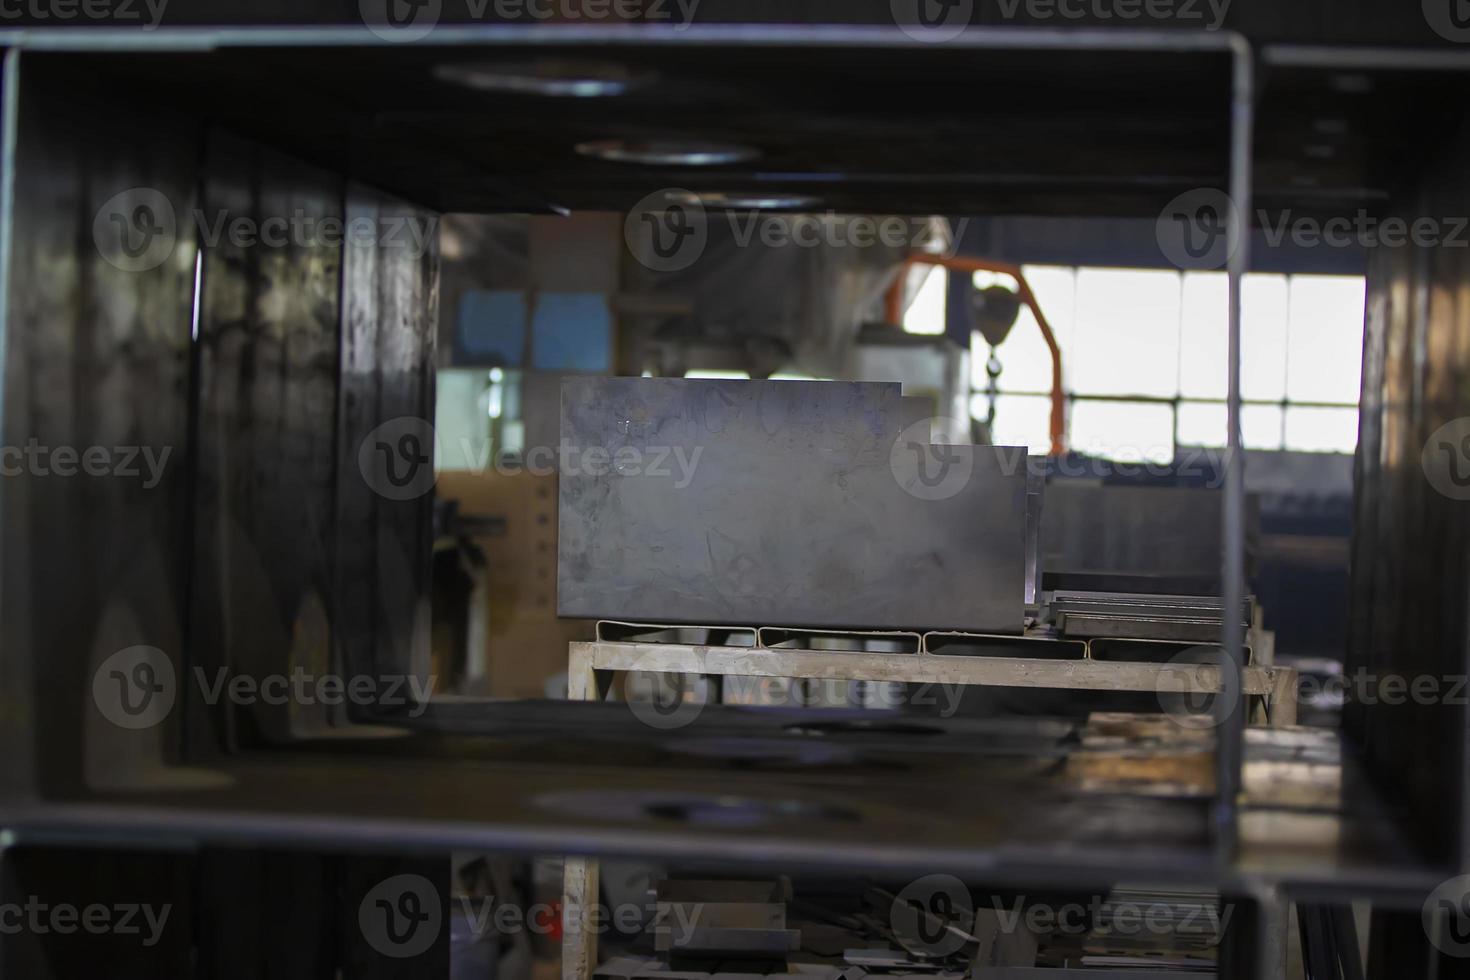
575,139 -> 761,167
434,59 -> 646,98
666,190 -> 818,210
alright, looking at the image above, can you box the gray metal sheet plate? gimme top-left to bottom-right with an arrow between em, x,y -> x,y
558,378 -> 1026,633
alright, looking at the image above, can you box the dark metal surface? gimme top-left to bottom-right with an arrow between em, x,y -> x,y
1024,465 -> 1044,607
0,711 -> 1435,905
0,0 -> 1465,49
334,184 -> 439,700
189,135 -> 439,750
561,376 -> 904,455
1,846 -> 449,979
0,29 -> 1238,219
0,32 -> 1456,980
1216,40 -> 1253,869
1349,107 -> 1470,870
1040,484 -> 1253,592
558,377 -> 1027,633
189,129 -> 346,748
0,26 -> 1464,226
0,51 -> 441,787
1051,592 -> 1252,644
0,54 -> 200,796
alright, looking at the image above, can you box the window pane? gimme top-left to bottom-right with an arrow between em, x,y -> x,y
1242,404 -> 1284,450
1071,268 -> 1181,398
1285,405 -> 1359,453
971,392 -> 1053,454
1070,400 -> 1174,463
1179,272 -> 1226,400
971,265 -> 1076,394
1242,274 -> 1290,402
1179,273 -> 1289,401
436,368 -> 489,471
1177,402 -> 1284,450
1286,275 -> 1365,404
1177,401 -> 1227,448
903,266 -> 947,335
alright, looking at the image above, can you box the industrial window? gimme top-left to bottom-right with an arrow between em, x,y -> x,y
954,266 -> 1366,457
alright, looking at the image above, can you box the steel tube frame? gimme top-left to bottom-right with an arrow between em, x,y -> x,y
0,24 -> 1264,973
0,47 -> 23,801
0,23 -> 1253,53
1216,38 -> 1254,868
0,11 -> 1258,834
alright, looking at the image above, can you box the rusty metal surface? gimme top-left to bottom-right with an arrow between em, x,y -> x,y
557,378 -> 1027,633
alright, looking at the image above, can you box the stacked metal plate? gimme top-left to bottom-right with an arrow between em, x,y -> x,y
557,378 -> 1027,633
